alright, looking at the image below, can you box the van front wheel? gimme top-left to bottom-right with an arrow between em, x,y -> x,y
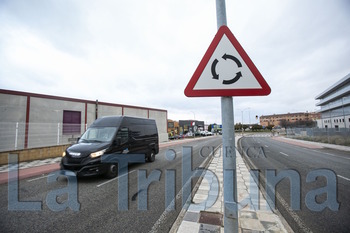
105,164 -> 118,178
147,151 -> 155,163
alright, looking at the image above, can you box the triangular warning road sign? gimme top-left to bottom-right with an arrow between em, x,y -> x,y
185,25 -> 271,97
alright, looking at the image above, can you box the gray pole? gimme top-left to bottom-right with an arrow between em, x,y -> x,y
216,0 -> 239,232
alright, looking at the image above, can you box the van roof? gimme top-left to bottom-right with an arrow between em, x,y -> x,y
91,116 -> 155,127
91,116 -> 123,127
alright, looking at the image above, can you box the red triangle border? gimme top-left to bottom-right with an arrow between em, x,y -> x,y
184,25 -> 271,97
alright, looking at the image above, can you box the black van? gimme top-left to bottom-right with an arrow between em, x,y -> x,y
61,116 -> 159,178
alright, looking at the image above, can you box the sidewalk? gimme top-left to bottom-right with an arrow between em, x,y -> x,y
173,137 -> 289,233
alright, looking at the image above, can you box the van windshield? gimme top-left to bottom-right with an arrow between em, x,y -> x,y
79,127 -> 117,143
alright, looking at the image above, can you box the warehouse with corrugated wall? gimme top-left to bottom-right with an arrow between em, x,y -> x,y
0,89 -> 168,152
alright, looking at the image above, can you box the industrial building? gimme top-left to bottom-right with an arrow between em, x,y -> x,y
0,89 -> 168,152
315,73 -> 350,129
179,120 -> 205,135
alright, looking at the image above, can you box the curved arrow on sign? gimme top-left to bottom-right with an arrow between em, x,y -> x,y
223,71 -> 242,85
211,53 -> 243,85
222,53 -> 242,67
211,59 -> 219,80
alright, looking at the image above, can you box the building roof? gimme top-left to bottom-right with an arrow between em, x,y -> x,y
260,112 -> 317,118
315,73 -> 350,100
0,89 -> 167,113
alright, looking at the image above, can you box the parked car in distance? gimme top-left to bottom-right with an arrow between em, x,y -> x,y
61,116 -> 159,178
200,131 -> 213,136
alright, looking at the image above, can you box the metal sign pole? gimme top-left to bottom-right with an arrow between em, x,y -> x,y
216,0 -> 239,232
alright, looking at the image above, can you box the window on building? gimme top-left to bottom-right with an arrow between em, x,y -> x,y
63,110 -> 81,135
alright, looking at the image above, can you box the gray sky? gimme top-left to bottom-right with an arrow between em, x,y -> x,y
1,0 -> 350,125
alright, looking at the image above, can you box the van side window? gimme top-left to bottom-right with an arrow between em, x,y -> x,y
116,127 -> 129,144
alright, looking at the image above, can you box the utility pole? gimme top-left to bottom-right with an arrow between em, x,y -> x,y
185,2 -> 270,232
216,0 -> 239,232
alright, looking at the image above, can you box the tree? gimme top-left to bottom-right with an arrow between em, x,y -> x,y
266,124 -> 274,131
252,124 -> 263,131
242,124 -> 249,131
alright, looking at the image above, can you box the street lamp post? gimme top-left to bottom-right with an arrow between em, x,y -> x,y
240,108 -> 250,136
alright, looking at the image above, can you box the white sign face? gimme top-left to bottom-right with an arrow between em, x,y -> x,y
185,26 -> 270,97
193,34 -> 262,90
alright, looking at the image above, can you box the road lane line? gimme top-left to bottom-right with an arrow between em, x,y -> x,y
97,170 -> 136,188
337,175 -> 350,182
27,174 -> 55,182
265,145 -> 269,148
324,152 -> 350,160
280,152 -> 289,157
241,140 -> 312,233
311,149 -> 350,160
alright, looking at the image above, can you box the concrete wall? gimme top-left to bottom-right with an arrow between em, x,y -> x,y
97,104 -> 123,119
124,107 -> 148,118
0,93 -> 27,150
29,97 -> 86,148
0,89 -> 168,151
150,110 -> 168,142
0,144 -> 69,165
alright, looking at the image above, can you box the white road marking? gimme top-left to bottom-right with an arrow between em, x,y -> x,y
280,152 -> 289,157
311,150 -> 350,160
27,174 -> 55,182
96,170 -> 136,188
337,175 -> 350,182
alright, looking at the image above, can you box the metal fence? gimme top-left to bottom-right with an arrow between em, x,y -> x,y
0,122 -> 86,152
285,127 -> 350,146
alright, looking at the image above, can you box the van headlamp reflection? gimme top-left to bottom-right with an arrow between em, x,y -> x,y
90,149 -> 106,158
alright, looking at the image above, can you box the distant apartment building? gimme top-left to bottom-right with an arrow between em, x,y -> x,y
260,112 -> 320,128
315,73 -> 350,129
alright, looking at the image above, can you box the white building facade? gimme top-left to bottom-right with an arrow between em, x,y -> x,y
315,73 -> 350,130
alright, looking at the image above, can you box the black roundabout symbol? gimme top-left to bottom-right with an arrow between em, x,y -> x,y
211,54 -> 242,85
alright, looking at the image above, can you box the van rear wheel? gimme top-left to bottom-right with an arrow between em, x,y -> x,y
105,164 -> 118,178
147,151 -> 155,163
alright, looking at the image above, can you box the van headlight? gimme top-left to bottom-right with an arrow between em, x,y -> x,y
90,149 -> 106,158
62,151 -> 66,157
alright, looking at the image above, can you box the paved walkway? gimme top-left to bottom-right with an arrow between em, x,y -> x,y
173,137 -> 289,233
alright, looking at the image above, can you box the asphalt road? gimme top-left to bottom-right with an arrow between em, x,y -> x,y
0,136 -> 222,233
239,136 -> 350,233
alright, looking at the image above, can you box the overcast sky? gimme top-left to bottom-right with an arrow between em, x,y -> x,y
1,0 -> 350,125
